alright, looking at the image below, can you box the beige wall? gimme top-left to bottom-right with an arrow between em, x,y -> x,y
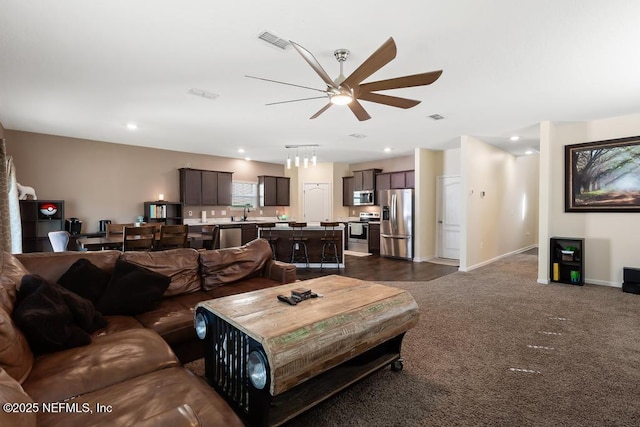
461,136 -> 539,270
0,121 -> 5,139
414,148 -> 443,261
5,130 -> 284,233
349,155 -> 414,173
538,113 -> 640,287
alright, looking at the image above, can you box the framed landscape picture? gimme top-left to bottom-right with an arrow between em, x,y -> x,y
565,136 -> 640,212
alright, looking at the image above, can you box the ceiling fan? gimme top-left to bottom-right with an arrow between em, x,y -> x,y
246,37 -> 442,121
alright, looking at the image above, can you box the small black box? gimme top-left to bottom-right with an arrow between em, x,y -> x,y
622,267 -> 640,295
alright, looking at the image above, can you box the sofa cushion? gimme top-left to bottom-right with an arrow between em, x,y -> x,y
121,248 -> 201,296
0,252 -> 30,313
92,315 -> 145,338
205,276 -> 286,299
96,259 -> 171,315
134,291 -> 211,346
16,250 -> 120,286
35,366 -> 244,427
57,257 -> 111,305
200,238 -> 272,290
0,307 -> 33,384
0,368 -> 37,427
22,328 -> 179,403
12,274 -> 107,354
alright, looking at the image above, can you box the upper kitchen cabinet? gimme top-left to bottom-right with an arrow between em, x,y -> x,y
353,169 -> 382,191
179,168 -> 233,206
342,176 -> 354,206
258,175 -> 290,206
376,170 -> 415,190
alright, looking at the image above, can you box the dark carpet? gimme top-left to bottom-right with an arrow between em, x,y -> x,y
186,253 -> 640,426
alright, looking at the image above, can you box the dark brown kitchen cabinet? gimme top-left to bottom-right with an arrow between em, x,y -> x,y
405,170 -> 415,188
353,169 -> 382,191
241,223 -> 259,245
368,222 -> 380,254
180,169 -> 202,205
216,172 -> 233,206
201,171 -> 218,205
180,168 -> 233,206
258,176 -> 290,206
342,176 -> 354,206
376,170 -> 415,190
376,173 -> 391,191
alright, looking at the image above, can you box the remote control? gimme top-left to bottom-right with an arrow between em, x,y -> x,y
277,295 -> 297,305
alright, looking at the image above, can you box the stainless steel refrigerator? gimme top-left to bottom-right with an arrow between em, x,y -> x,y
379,188 -> 414,260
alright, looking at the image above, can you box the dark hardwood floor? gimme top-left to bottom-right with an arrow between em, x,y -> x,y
295,254 -> 459,282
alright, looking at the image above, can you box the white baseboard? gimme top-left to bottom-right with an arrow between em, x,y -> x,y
460,244 -> 538,272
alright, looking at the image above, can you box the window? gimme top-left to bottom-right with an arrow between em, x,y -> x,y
232,181 -> 257,209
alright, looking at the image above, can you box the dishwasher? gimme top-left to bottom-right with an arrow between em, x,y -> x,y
218,225 -> 242,249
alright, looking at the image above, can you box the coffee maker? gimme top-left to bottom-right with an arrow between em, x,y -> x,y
65,218 -> 82,235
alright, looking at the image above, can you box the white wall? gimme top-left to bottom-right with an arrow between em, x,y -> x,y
461,136 -> 539,270
538,113 -> 640,286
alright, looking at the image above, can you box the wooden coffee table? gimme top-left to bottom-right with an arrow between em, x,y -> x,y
195,275 -> 419,426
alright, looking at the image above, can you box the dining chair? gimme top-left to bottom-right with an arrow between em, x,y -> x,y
201,225 -> 220,250
106,223 -> 134,238
156,224 -> 189,250
48,230 -> 70,252
123,225 -> 155,251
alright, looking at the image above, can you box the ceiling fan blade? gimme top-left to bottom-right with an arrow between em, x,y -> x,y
289,41 -> 339,89
245,75 -> 328,94
265,96 -> 328,106
348,99 -> 372,121
310,103 -> 333,119
341,38 -> 397,89
357,92 -> 421,109
359,70 -> 443,93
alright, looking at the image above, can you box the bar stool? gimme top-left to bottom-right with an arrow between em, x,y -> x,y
288,222 -> 309,269
257,222 -> 279,259
320,221 -> 341,271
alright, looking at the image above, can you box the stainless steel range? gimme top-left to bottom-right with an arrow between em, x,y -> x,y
347,212 -> 380,253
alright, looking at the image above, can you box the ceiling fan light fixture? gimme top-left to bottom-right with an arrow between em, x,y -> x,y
330,93 -> 353,105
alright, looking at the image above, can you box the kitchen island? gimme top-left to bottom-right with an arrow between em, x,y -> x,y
259,222 -> 345,269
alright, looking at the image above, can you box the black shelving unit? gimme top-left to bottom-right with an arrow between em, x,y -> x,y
550,237 -> 584,285
20,200 -> 65,252
143,201 -> 183,225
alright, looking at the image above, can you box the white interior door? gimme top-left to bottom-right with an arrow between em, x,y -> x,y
303,183 -> 331,222
437,176 -> 461,260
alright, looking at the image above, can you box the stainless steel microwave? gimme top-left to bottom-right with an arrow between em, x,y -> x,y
353,190 -> 375,206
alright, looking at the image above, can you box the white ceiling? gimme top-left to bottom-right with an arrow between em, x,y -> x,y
1,1 -> 639,165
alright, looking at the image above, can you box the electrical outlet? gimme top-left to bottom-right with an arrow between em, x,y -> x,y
260,210 -> 263,215
352,209 -> 355,215
188,210 -> 193,216
221,210 -> 226,216
211,210 -> 215,216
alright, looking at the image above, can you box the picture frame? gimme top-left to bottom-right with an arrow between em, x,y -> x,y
565,135 -> 640,212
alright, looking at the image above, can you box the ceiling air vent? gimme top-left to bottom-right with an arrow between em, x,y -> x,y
187,88 -> 220,100
428,114 -> 445,120
349,133 -> 367,139
258,31 -> 291,51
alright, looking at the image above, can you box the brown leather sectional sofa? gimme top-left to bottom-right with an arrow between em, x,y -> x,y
0,238 -> 296,426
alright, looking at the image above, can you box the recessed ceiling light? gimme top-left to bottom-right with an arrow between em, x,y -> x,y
349,133 -> 367,139
384,147 -> 392,153
126,122 -> 137,130
238,148 -> 245,153
244,157 -> 251,161
525,150 -> 533,155
510,136 -> 520,141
